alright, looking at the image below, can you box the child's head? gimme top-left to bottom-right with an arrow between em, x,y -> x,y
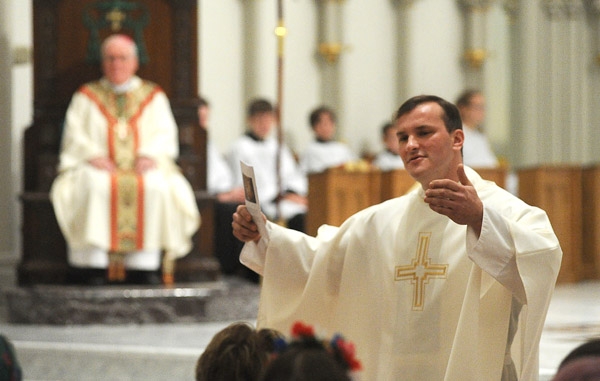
381,122 -> 399,154
247,99 -> 276,139
195,322 -> 282,381
261,321 -> 361,381
309,106 -> 337,141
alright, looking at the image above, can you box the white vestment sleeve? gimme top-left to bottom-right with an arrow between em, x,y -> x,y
466,204 -> 526,304
239,223 -> 273,275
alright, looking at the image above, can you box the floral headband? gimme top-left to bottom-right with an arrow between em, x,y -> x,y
273,321 -> 362,372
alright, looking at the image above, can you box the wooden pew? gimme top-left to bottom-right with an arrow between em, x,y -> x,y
582,165 -> 600,279
518,166 -> 583,283
19,0 -> 218,285
472,167 -> 507,189
306,167 -> 381,236
380,169 -> 417,202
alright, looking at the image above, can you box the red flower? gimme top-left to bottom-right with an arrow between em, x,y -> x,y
291,321 -> 315,338
332,336 -> 362,371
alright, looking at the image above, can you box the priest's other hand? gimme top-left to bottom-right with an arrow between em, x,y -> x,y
135,156 -> 157,174
232,205 -> 263,243
88,157 -> 116,172
424,164 -> 483,236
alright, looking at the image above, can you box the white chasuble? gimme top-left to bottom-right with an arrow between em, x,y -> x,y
240,167 -> 562,380
51,77 -> 200,269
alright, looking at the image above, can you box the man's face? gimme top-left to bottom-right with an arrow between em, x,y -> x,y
395,102 -> 463,186
102,39 -> 138,85
249,112 -> 275,139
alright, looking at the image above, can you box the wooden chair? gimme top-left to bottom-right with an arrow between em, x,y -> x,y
19,0 -> 218,285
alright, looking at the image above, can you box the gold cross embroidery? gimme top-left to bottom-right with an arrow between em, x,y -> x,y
395,232 -> 448,311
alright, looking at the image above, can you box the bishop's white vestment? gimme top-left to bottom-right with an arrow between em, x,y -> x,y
50,77 -> 200,270
299,140 -> 357,174
240,167 -> 561,380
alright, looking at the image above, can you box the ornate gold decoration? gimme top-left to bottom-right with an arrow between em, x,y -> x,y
275,20 -> 287,57
343,159 -> 372,172
464,48 -> 487,69
106,7 -> 126,31
83,1 -> 150,64
318,42 -> 346,64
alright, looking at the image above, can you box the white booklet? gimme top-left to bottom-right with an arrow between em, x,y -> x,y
240,161 -> 269,240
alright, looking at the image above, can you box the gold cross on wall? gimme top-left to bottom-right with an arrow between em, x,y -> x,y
106,8 -> 126,31
395,232 -> 448,311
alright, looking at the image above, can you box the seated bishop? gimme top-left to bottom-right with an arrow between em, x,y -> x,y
50,34 -> 200,285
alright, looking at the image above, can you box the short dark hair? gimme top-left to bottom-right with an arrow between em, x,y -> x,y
393,94 -> 462,133
455,89 -> 481,108
309,106 -> 336,129
195,322 -> 282,381
381,121 -> 394,137
197,96 -> 209,108
248,98 -> 274,117
559,339 -> 600,370
261,338 -> 351,381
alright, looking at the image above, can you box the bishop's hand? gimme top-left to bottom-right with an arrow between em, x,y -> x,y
424,164 -> 483,236
232,204 -> 263,243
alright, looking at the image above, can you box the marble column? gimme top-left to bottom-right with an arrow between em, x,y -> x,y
391,0 -> 420,105
458,0 -> 495,87
243,0 -> 278,101
545,0 -> 587,163
316,0 -> 347,128
583,0 -> 600,164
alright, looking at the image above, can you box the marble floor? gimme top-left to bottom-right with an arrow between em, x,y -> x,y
1,270 -> 599,380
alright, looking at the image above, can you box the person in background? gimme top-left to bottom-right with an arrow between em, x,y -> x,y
198,97 -> 245,203
261,321 -> 361,381
197,97 -> 247,280
195,322 -> 282,381
372,121 -> 405,171
299,106 -> 357,174
50,34 -> 200,285
456,89 -> 520,195
227,98 -> 307,233
232,94 -> 562,380
552,339 -> 600,381
0,335 -> 22,381
456,89 -> 499,168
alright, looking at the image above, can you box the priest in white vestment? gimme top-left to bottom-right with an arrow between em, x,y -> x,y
299,106 -> 357,174
50,34 -> 200,284
232,95 -> 562,380
197,96 -> 249,279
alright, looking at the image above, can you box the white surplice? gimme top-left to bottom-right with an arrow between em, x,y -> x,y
241,167 -> 562,380
227,134 -> 307,221
462,125 -> 499,168
372,149 -> 405,171
299,140 -> 357,174
50,77 -> 200,269
207,139 -> 235,195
